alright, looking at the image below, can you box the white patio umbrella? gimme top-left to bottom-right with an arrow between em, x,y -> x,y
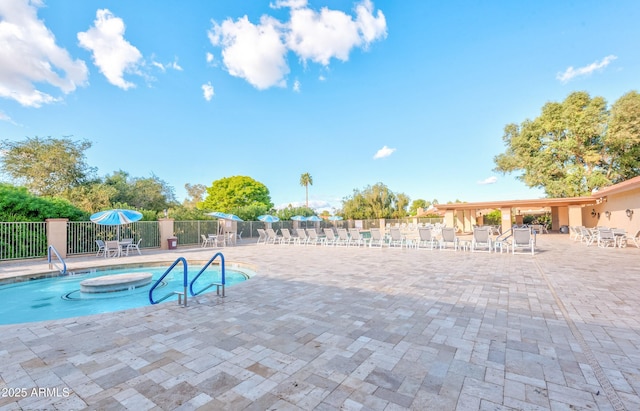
90,208 -> 142,240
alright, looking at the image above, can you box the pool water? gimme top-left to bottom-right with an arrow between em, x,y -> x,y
0,265 -> 248,325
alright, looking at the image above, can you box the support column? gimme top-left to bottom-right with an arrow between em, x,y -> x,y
158,218 -> 175,250
46,218 -> 68,258
500,207 -> 512,235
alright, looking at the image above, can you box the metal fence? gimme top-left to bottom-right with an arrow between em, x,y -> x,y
67,221 -> 161,256
0,222 -> 47,260
1,217 -> 444,261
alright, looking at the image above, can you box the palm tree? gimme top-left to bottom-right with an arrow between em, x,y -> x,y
299,173 -> 313,208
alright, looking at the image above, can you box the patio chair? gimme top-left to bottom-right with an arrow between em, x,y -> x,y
201,234 -> 214,248
416,227 -> 437,250
512,227 -> 535,255
256,228 -> 267,245
280,228 -> 295,245
369,228 -> 385,248
126,238 -> 142,255
295,228 -> 309,245
104,240 -> 121,258
265,228 -> 281,245
348,228 -> 366,247
471,227 -> 492,253
597,228 -> 616,248
631,229 -> 640,248
388,227 -> 405,248
323,228 -> 338,246
95,239 -> 106,257
306,228 -> 322,246
439,227 -> 459,251
336,228 -> 350,246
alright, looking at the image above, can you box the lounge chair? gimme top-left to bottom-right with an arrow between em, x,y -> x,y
95,239 -> 106,257
295,228 -> 309,245
471,227 -> 492,253
631,229 -> 640,248
336,228 -> 349,246
388,227 -> 405,248
512,227 -> 535,255
323,228 -> 338,246
256,228 -> 267,245
306,228 -> 322,246
280,228 -> 295,245
265,228 -> 281,244
597,228 -> 616,248
417,227 -> 437,250
369,228 -> 385,248
348,228 -> 366,247
439,227 -> 459,251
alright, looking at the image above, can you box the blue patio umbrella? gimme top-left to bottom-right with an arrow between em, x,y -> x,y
258,215 -> 280,223
206,211 -> 243,222
328,216 -> 343,221
306,215 -> 322,222
90,208 -> 142,240
291,215 -> 307,221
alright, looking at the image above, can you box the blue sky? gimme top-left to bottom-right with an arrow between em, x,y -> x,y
1,0 -> 639,213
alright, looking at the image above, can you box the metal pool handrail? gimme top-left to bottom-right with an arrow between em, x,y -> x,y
189,252 -> 226,298
148,257 -> 188,306
47,245 -> 67,275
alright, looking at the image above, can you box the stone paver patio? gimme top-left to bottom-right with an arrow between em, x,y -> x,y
0,234 -> 639,410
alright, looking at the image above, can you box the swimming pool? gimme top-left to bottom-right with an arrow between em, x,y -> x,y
0,262 -> 251,325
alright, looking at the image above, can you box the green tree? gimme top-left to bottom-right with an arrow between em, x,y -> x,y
341,183 -> 407,219
409,199 -> 429,216
183,183 -> 207,208
200,176 -> 273,214
275,205 -> 315,220
299,172 -> 313,208
605,91 -> 640,182
0,137 -> 96,197
494,91 -> 640,197
104,170 -> 176,212
0,183 -> 87,222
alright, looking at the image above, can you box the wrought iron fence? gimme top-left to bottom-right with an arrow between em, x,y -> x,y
67,221 -> 160,256
0,222 -> 47,260
174,220 -> 219,247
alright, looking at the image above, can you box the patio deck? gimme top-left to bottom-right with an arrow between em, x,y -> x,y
0,234 -> 639,410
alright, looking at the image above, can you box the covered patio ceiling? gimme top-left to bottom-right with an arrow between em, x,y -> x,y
438,196 -> 597,211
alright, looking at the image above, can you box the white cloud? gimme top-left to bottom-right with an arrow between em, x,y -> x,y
0,0 -> 88,107
556,55 -> 617,83
373,145 -> 395,159
151,57 -> 182,72
206,52 -> 215,64
477,176 -> 497,185
208,15 -> 289,89
0,111 -> 17,125
293,79 -> 301,92
78,9 -> 143,90
270,0 -> 308,9
202,82 -> 214,101
208,0 -> 386,89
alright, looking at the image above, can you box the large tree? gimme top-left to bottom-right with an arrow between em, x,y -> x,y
340,183 -> 408,219
0,137 -> 96,197
299,172 -> 313,208
200,176 -> 273,216
494,91 -> 640,197
104,170 -> 176,212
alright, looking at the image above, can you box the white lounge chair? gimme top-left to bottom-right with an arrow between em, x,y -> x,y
417,227 -> 437,250
597,229 -> 616,248
348,228 -> 366,247
323,228 -> 338,246
631,229 -> 640,248
439,228 -> 459,251
471,227 -> 492,253
369,228 -> 385,248
295,228 -> 309,245
265,228 -> 281,244
388,227 -> 405,248
336,228 -> 349,246
280,228 -> 295,245
256,228 -> 267,245
512,227 -> 535,255
306,228 -> 322,246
